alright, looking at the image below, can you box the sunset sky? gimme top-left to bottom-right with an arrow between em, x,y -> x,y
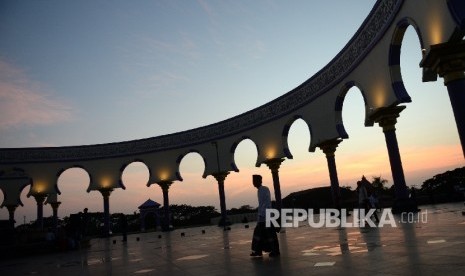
0,0 -> 463,224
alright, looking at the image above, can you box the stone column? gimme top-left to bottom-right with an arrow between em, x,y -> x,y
420,41 -> 465,158
46,193 -> 61,231
99,189 -> 113,237
264,158 -> 285,211
212,172 -> 230,227
319,139 -> 343,210
6,205 -> 17,228
50,201 -> 61,231
157,181 -> 173,231
370,106 -> 410,213
34,194 -> 46,230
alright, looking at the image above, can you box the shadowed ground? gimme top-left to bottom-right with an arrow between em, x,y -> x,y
1,202 -> 464,275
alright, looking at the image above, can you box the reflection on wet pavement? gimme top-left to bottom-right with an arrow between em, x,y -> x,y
1,203 -> 464,275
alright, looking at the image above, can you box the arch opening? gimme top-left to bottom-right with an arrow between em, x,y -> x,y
335,82 -> 370,134
389,18 -> 425,102
395,25 -> 464,185
56,167 -> 101,219
13,184 -> 34,225
170,152 -> 217,209
231,138 -> 259,171
336,85 -> 391,190
285,117 -> 312,158
110,161 -> 154,215
178,152 -> 206,182
121,161 -> 150,188
227,137 -> 271,209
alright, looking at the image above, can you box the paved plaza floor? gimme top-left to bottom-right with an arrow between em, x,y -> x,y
1,202 -> 465,275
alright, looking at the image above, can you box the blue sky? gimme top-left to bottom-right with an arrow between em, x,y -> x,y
0,1 -> 463,223
0,0 -> 375,146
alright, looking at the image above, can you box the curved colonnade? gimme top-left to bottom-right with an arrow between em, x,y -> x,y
1,0 -> 464,232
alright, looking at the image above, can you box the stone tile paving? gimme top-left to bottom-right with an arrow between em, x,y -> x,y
1,202 -> 464,275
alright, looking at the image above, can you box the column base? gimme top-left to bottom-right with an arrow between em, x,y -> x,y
391,198 -> 420,214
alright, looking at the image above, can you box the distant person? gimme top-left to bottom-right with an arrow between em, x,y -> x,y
82,208 -> 89,238
357,180 -> 369,226
250,174 -> 280,257
368,192 -> 380,223
45,227 -> 56,248
369,191 -> 380,211
357,181 -> 369,210
410,187 -> 419,211
68,213 -> 82,247
46,227 -> 55,240
120,214 -> 128,242
409,187 -> 416,201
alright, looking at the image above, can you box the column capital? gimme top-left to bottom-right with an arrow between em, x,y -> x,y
264,157 -> 285,172
318,139 -> 343,157
99,188 -> 113,197
212,172 -> 230,183
420,41 -> 465,84
157,180 -> 173,191
5,205 -> 17,212
369,106 -> 405,132
33,194 -> 46,205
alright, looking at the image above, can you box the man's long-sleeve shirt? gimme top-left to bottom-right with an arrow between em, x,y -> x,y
257,186 -> 271,222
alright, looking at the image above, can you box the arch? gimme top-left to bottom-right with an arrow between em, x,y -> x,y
0,180 -> 30,208
1,0 -> 453,166
389,17 -> 426,101
0,168 -> 32,206
282,116 -> 313,158
335,81 -> 371,139
16,182 -> 30,207
0,167 -> 32,208
395,23 -> 459,154
231,137 -> 260,171
176,151 -> 207,181
56,166 -> 92,195
17,184 -> 35,224
120,160 -> 151,189
0,0 -> 463,223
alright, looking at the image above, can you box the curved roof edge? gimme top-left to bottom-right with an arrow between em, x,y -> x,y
0,0 -> 403,164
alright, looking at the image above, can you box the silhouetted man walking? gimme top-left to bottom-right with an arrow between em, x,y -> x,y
250,174 -> 280,257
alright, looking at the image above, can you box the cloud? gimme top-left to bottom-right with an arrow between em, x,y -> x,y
0,59 -> 73,129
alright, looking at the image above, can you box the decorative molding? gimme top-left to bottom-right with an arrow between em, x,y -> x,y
0,0 -> 402,164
